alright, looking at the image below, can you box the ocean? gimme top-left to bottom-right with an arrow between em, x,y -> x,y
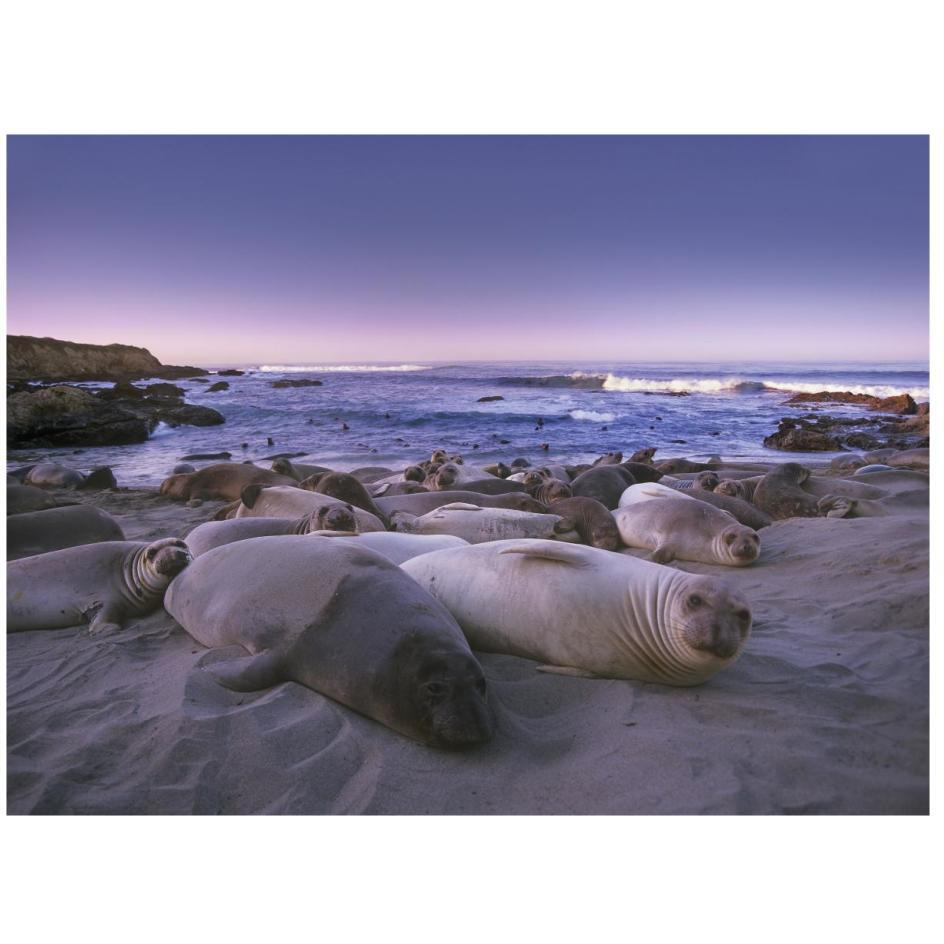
8,361 -> 930,487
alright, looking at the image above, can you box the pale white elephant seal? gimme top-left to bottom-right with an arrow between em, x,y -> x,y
164,536 -> 493,748
186,507 -> 358,557
425,462 -> 499,490
613,498 -> 760,566
306,530 -> 470,564
24,462 -> 86,489
402,539 -> 752,685
7,538 -> 191,634
618,481 -> 697,507
235,485 -> 385,532
392,502 -> 580,544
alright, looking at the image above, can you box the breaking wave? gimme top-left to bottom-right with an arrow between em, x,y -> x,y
570,409 -> 616,423
258,364 -> 429,373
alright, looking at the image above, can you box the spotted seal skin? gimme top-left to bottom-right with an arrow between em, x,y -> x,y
7,538 -> 191,634
164,536 -> 494,748
402,540 -> 752,685
613,496 -> 760,566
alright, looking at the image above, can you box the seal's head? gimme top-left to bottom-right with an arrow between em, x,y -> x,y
391,638 -> 494,749
714,479 -> 742,498
630,447 -> 657,464
430,449 -> 448,464
403,465 -> 426,482
521,470 -> 549,488
145,538 -> 193,578
270,458 -> 294,477
434,463 -> 461,489
718,524 -> 760,565
493,493 -> 547,513
669,577 -> 752,664
159,473 -> 191,499
779,462 -> 810,484
313,503 -> 358,533
535,480 -> 572,503
694,471 -> 720,491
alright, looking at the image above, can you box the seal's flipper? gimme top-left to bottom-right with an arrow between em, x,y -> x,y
372,483 -> 391,496
650,545 -> 675,564
818,495 -> 856,518
498,542 -> 590,566
240,483 -> 265,509
536,664 -> 598,678
206,649 -> 284,691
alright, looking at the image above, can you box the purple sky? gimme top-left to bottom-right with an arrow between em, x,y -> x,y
6,135 -> 929,364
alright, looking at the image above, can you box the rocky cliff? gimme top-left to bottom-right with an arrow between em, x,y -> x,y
7,335 -> 207,382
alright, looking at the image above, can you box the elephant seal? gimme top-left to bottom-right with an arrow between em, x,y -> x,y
570,465 -> 636,510
24,462 -> 86,489
375,490 -> 546,518
885,448 -> 929,471
369,481 -> 429,496
440,477 -> 526,495
752,463 -> 845,520
349,466 -> 395,482
297,471 -> 390,525
186,506 -> 358,557
628,447 -> 657,464
482,462 -> 512,478
160,463 -> 296,502
613,497 -> 760,566
714,477 -> 759,501
236,485 -> 385,531
529,480 -> 573,504
592,452 -> 623,466
424,462 -> 498,490
7,485 -> 65,516
655,458 -> 716,474
7,504 -> 125,560
547,496 -> 620,551
7,538 -> 191,633
164,537 -> 493,748
392,502 -> 580,544
620,461 -> 663,483
830,455 -> 867,472
799,475 -> 887,502
270,458 -> 332,481
307,530 -> 470,564
853,464 -> 893,475
402,540 -> 752,685
683,488 -> 772,530
172,462 -> 196,475
666,471 -> 720,492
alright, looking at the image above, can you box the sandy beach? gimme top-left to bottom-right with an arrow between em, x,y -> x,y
6,470 -> 928,815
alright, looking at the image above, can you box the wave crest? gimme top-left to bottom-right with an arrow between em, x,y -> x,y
570,409 -> 616,423
601,374 -> 929,399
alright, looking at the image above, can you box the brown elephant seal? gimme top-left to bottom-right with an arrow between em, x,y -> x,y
684,489 -> 772,530
349,466 -> 395,482
375,489 -> 546,519
592,451 -> 623,466
7,538 -> 191,634
445,477 -> 526,495
482,462 -> 512,478
714,477 -> 759,501
529,480 -> 573,504
614,496 -> 759,566
752,463 -> 847,520
297,471 -> 390,525
236,485 -> 386,532
620,461 -> 663,483
547,496 -> 620,550
666,471 -> 721,492
7,485 -> 66,516
269,458 -> 333,481
628,447 -> 657,464
402,540 -> 752,684
884,448 -> 929,471
520,469 -> 550,488
164,537 -> 494,748
160,463 -> 296,502
369,481 -> 429,496
24,462 -> 86,489
570,465 -> 636,510
7,504 -> 125,560
655,458 -> 716,474
186,507 -> 358,557
424,463 -> 501,491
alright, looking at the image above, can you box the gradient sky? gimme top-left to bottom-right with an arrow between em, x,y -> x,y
6,135 -> 929,365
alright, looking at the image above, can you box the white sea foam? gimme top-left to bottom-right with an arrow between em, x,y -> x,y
148,421 -> 177,438
570,409 -> 616,422
602,374 -> 738,394
760,380 -> 930,399
258,364 -> 428,373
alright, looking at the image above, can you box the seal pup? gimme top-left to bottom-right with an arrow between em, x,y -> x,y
164,537 -> 494,748
402,540 -> 752,685
392,502 -> 580,544
235,485 -> 386,532
297,471 -> 390,526
570,465 -> 636,510
7,505 -> 125,560
186,506 -> 358,557
160,463 -> 296,502
375,490 -> 547,518
546,496 -> 620,551
7,538 -> 191,634
613,498 -> 760,566
529,480 -> 573,504
753,463 -> 844,520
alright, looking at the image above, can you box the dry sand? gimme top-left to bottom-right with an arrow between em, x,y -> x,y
6,479 -> 929,814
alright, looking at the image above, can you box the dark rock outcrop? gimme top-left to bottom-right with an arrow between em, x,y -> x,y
216,369 -> 245,376
784,390 -> 917,414
477,395 -> 504,402
270,379 -> 324,388
7,335 -> 208,382
207,381 -> 230,392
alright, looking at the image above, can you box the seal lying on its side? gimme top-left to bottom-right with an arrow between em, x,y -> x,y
7,504 -> 125,560
375,489 -> 546,518
235,485 -> 386,532
7,538 -> 191,633
186,507 -> 358,557
402,540 -> 752,685
164,537 -> 494,748
160,463 -> 296,502
392,502 -> 580,544
613,496 -> 760,566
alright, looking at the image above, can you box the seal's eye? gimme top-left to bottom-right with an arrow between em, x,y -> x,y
424,681 -> 447,699
737,609 -> 750,622
688,594 -> 703,608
